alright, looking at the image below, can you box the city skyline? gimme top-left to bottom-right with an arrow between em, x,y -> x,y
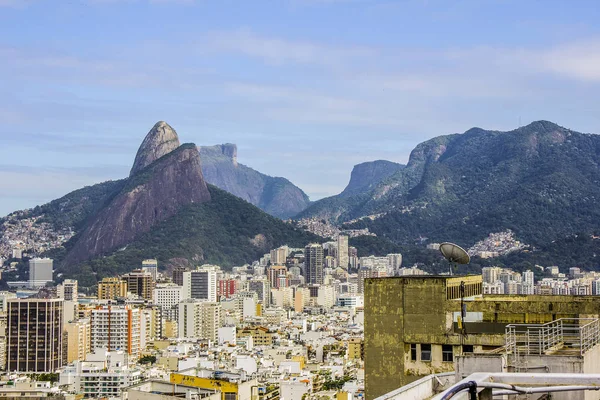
3,0 -> 600,215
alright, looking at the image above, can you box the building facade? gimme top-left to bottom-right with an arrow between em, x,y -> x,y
6,298 -> 63,372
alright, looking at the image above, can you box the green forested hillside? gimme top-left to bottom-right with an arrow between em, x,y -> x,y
60,185 -> 320,285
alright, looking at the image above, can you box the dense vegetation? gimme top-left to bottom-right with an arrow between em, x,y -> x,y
29,179 -> 126,230
59,185 -> 320,286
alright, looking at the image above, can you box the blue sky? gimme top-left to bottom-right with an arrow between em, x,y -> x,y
2,0 -> 600,216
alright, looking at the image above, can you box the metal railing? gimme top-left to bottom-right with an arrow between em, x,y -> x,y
505,318 -> 600,358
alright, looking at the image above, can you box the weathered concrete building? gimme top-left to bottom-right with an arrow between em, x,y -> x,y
365,275 -> 600,399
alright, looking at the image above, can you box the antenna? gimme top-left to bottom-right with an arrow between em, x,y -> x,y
439,242 -> 470,276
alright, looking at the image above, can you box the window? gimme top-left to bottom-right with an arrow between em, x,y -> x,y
442,345 -> 453,362
421,344 -> 431,361
462,345 -> 474,353
410,344 -> 417,361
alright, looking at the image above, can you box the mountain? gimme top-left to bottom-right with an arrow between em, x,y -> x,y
1,122 -> 319,285
297,160 -> 405,221
302,121 -> 600,250
340,160 -> 405,198
130,121 -> 181,176
198,144 -> 311,219
62,141 -> 212,267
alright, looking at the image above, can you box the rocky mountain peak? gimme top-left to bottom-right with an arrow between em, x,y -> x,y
130,121 -> 181,176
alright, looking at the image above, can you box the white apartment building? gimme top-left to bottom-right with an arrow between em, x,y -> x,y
183,266 -> 218,302
60,348 -> 142,399
153,283 -> 183,320
177,300 -> 220,341
91,306 -> 141,360
57,279 -> 78,301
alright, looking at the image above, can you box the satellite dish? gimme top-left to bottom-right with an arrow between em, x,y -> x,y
439,242 -> 470,275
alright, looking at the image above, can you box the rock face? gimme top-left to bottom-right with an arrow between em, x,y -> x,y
63,134 -> 211,266
340,160 -> 405,198
199,144 -> 311,219
130,121 -> 181,176
303,120 -> 600,248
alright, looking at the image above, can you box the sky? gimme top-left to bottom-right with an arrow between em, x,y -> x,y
2,0 -> 600,217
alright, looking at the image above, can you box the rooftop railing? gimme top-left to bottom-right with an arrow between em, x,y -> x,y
505,318 -> 600,357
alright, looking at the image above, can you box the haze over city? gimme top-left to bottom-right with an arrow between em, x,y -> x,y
2,0 -> 600,215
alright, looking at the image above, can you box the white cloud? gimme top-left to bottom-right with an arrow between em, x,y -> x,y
204,29 -> 375,68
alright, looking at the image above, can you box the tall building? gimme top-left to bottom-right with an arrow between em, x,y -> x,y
217,279 -> 236,299
91,305 -> 141,360
387,253 -> 402,276
248,279 -> 270,306
268,265 -> 288,289
122,270 -> 155,300
28,258 -> 53,288
183,266 -> 218,302
152,283 -> 183,321
172,266 -> 188,286
270,246 -> 289,265
141,259 -> 158,281
57,279 -> 78,302
482,266 -> 502,284
7,298 -> 63,372
64,318 -> 91,363
97,277 -> 128,300
337,235 -> 349,269
304,244 -> 324,285
177,300 -> 220,341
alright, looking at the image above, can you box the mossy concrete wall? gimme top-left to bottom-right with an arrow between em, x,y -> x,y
365,276 -> 600,399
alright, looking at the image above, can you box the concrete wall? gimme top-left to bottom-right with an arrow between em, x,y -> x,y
365,276 -> 600,400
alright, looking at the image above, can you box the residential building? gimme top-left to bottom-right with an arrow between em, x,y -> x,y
64,318 -> 91,363
141,259 -> 158,281
60,348 -> 143,398
153,283 -> 183,321
348,338 -> 364,360
305,244 -> 324,285
177,300 -> 221,341
238,326 -> 273,346
97,277 -> 128,300
57,279 -> 78,301
172,266 -> 188,286
122,269 -> 155,300
337,235 -> 349,270
91,305 -> 141,360
217,279 -> 236,299
6,298 -> 63,372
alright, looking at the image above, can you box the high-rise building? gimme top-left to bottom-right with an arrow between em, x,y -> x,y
270,246 -> 289,265
482,267 -> 502,284
177,300 -> 221,341
172,266 -> 188,286
91,305 -> 141,360
57,279 -> 78,302
64,318 -> 91,363
7,298 -> 63,372
28,258 -> 53,288
305,244 -> 324,285
141,259 -> 158,281
122,270 -> 155,300
248,279 -> 270,306
183,266 -> 218,302
337,235 -> 349,269
268,265 -> 288,289
97,277 -> 128,300
387,253 -> 403,276
217,279 -> 236,299
152,284 -> 183,321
